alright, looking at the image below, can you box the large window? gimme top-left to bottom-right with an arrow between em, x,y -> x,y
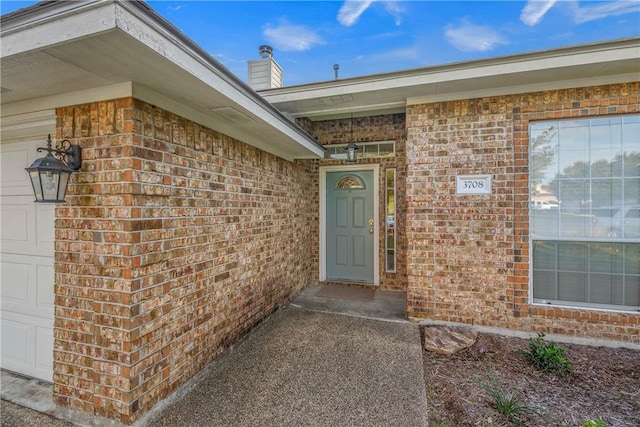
529,115 -> 639,311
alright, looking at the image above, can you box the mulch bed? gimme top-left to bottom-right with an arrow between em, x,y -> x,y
422,330 -> 640,427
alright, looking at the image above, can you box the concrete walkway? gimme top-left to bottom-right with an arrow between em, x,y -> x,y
2,288 -> 427,426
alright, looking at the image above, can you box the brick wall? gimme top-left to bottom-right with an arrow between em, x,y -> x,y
53,98 -> 316,423
406,83 -> 640,343
298,114 -> 408,291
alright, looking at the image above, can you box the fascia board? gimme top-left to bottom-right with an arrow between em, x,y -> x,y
406,72 -> 640,106
131,83 -> 306,162
113,1 -> 323,157
262,38 -> 640,104
1,1 -> 117,57
1,0 -> 323,159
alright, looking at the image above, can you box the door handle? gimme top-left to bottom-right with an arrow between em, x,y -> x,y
369,228 -> 373,234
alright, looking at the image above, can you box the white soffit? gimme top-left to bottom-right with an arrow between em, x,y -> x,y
261,38 -> 640,120
0,0 -> 323,161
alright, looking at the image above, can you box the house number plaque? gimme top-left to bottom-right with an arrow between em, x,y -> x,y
456,175 -> 492,195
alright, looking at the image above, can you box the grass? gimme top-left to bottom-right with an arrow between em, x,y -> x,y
477,366 -> 539,426
582,419 -> 606,427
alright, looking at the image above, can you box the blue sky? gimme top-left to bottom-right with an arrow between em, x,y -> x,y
2,1 -> 639,85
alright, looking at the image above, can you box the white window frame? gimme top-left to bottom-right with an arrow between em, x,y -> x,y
385,168 -> 396,273
324,140 -> 395,160
528,115 -> 640,313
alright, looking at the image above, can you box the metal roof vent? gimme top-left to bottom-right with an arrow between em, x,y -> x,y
248,45 -> 282,90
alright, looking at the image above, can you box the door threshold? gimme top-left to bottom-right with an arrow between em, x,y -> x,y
321,280 -> 378,289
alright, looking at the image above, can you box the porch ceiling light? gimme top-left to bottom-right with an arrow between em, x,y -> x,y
345,142 -> 359,163
346,113 -> 358,162
25,134 -> 82,203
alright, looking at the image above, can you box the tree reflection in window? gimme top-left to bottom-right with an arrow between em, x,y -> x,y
336,175 -> 365,189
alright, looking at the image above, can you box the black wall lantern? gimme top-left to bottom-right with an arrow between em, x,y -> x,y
25,134 -> 82,203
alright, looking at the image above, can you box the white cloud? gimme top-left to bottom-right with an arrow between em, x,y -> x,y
520,0 -> 640,26
263,21 -> 325,52
338,0 -> 375,26
520,0 -> 558,26
337,0 -> 404,27
573,0 -> 640,24
444,21 -> 507,52
383,1 -> 405,26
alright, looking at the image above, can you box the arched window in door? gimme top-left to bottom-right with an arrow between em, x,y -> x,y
336,175 -> 365,189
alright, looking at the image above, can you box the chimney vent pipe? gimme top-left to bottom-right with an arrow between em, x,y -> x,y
259,45 -> 273,58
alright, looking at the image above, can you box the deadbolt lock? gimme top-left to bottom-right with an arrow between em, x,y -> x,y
368,218 -> 374,226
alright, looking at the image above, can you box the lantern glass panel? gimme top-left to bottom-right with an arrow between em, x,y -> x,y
346,149 -> 356,162
28,170 -> 43,201
41,170 -> 61,201
57,171 -> 71,201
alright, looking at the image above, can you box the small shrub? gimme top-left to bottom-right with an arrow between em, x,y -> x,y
519,332 -> 572,373
477,369 -> 538,426
582,419 -> 606,427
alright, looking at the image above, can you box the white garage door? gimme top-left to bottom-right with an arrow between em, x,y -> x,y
1,118 -> 55,381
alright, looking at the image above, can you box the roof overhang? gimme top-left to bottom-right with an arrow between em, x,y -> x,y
0,0 -> 324,160
260,38 -> 640,121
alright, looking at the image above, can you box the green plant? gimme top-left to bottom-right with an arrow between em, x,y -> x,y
477,369 -> 538,426
582,419 -> 606,427
519,332 -> 573,373
427,387 -> 438,399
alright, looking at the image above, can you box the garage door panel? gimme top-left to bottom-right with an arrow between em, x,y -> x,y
1,254 -> 54,318
1,196 -> 53,256
35,325 -> 55,375
1,312 -> 53,381
1,318 -> 31,368
36,264 -> 55,310
1,134 -> 55,382
36,203 -> 55,245
1,204 -> 30,241
0,260 -> 30,303
0,147 -> 32,196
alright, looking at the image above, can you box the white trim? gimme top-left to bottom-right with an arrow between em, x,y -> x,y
324,140 -> 395,160
527,115 -> 640,313
1,0 -> 324,160
0,110 -> 56,144
261,38 -> 640,119
320,164 -> 380,286
406,73 -> 639,107
1,83 -> 133,119
385,168 -> 397,273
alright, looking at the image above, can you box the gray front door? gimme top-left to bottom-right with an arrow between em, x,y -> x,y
326,171 -> 374,283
